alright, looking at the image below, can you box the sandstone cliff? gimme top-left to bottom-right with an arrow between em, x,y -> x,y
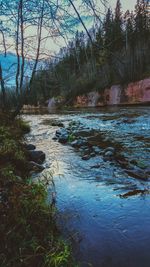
74,78 -> 150,107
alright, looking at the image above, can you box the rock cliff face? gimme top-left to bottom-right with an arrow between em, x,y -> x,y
74,78 -> 150,107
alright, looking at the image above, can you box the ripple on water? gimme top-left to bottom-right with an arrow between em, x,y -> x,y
25,106 -> 150,267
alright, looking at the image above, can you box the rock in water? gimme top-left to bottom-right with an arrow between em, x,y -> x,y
56,128 -> 68,136
104,150 -> 114,158
28,161 -> 45,172
104,147 -> 115,154
71,139 -> 88,148
25,143 -> 36,150
104,147 -> 115,158
82,155 -> 90,160
58,134 -> 68,143
28,150 -> 45,164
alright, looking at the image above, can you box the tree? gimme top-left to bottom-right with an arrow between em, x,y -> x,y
113,0 -> 124,50
0,0 -> 108,113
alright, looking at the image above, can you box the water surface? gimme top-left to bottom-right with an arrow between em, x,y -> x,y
25,106 -> 150,267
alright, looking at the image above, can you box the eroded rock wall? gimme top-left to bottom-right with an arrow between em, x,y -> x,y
74,77 -> 150,107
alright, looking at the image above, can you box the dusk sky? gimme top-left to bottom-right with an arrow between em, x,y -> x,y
0,0 -> 138,56
109,0 -> 137,10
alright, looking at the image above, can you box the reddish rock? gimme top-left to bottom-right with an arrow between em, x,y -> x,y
74,77 -> 150,107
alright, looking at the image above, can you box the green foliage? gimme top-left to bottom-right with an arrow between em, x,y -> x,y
45,240 -> 71,267
26,0 -> 150,104
0,125 -> 26,171
0,116 -> 75,267
16,118 -> 31,134
68,134 -> 76,142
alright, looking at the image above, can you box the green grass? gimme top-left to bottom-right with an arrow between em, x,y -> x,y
0,113 -> 76,267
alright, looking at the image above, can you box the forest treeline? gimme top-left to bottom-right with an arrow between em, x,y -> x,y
29,0 -> 150,105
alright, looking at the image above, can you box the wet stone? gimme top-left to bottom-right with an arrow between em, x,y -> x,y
90,152 -> 96,157
52,136 -> 58,141
83,147 -> 91,154
56,128 -> 68,136
125,169 -> 148,180
25,143 -> 36,150
58,134 -> 69,143
104,150 -> 114,158
93,146 -> 101,154
51,121 -> 64,127
145,168 -> 150,175
28,161 -> 45,173
82,155 -> 90,160
104,147 -> 115,154
71,139 -> 88,148
28,150 -> 46,164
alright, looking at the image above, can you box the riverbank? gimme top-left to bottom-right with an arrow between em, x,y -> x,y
74,77 -> 150,107
0,112 -> 75,267
21,77 -> 150,112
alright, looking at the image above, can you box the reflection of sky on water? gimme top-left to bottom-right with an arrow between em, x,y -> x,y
25,106 -> 150,267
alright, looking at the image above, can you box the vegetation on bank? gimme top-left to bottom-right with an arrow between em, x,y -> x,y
0,0 -> 149,109
0,113 -> 76,267
28,0 -> 150,105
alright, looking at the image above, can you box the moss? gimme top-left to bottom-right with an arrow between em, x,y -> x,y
16,118 -> 31,134
0,114 -> 76,267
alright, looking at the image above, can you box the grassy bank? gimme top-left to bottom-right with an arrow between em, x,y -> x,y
0,113 -> 75,267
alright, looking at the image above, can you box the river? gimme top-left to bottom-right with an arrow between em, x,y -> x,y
25,106 -> 150,267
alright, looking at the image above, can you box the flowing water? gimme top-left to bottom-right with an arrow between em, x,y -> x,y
25,106 -> 150,267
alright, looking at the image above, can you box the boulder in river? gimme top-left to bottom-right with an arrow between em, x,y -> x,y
104,147 -> 115,154
125,169 -> 148,180
145,168 -> 150,175
28,161 -> 45,172
25,143 -> 36,150
58,134 -> 69,143
27,150 -> 46,164
56,128 -> 68,136
51,121 -> 64,127
52,136 -> 58,141
104,147 -> 115,158
71,138 -> 88,148
82,154 -> 90,160
93,146 -> 101,154
90,152 -> 96,157
104,150 -> 114,158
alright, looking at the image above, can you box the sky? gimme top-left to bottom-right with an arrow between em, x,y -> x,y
0,0 -> 138,57
42,0 -> 138,54
109,0 -> 136,11
0,0 -> 138,86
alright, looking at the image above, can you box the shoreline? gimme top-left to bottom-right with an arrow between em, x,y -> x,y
0,113 -> 76,267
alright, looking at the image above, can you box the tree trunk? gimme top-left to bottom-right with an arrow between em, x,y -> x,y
20,0 -> 25,95
0,63 -> 6,110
